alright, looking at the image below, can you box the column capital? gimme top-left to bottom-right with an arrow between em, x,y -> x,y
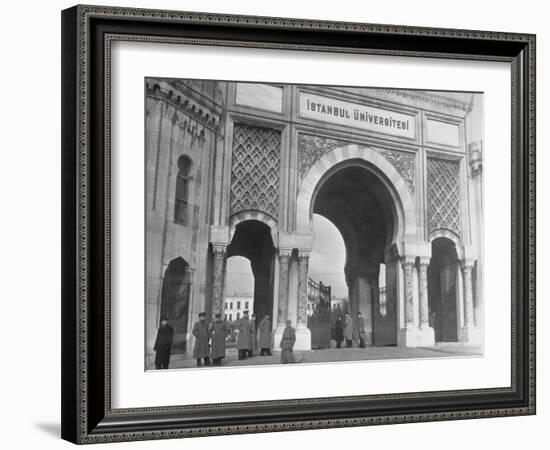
401,255 -> 416,267
418,256 -> 431,267
278,248 -> 293,261
212,243 -> 227,258
461,259 -> 475,271
298,250 -> 311,262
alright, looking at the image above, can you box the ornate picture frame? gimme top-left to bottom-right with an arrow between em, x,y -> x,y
61,4 -> 536,444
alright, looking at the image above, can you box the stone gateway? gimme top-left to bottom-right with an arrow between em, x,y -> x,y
145,80 -> 484,365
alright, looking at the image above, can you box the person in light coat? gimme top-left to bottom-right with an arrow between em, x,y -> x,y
258,314 -> 272,356
343,313 -> 353,347
209,313 -> 230,366
248,313 -> 257,357
279,320 -> 296,364
233,310 -> 252,360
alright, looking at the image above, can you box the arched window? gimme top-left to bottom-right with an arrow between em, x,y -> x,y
174,156 -> 192,224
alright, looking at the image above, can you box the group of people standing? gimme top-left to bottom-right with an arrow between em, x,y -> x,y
192,310 -> 274,366
153,310 -> 276,369
333,312 -> 366,349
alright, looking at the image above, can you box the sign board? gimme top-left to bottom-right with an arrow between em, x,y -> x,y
299,92 -> 416,139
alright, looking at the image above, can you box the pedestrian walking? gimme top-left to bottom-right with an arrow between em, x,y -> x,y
192,312 -> 210,366
209,313 -> 230,366
153,314 -> 174,369
258,314 -> 272,356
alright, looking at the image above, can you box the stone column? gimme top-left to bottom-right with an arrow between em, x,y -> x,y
211,244 -> 227,317
418,257 -> 430,327
297,251 -> 310,327
459,259 -> 481,344
273,248 -> 292,351
276,249 -> 292,326
402,256 -> 416,328
417,257 -> 435,346
462,261 -> 475,328
295,250 -> 312,351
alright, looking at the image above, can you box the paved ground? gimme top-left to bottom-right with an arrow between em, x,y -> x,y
150,343 -> 482,371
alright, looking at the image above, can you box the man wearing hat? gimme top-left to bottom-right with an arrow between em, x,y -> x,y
209,313 -> 230,366
279,319 -> 296,364
258,314 -> 272,356
233,310 -> 252,360
153,314 -> 174,369
248,313 -> 257,357
192,312 -> 210,367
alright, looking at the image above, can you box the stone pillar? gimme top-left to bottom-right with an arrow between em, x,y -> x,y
417,257 -> 435,346
211,244 -> 226,317
295,250 -> 312,351
459,260 -> 481,344
397,256 -> 420,347
273,248 -> 292,350
402,256 -> 416,328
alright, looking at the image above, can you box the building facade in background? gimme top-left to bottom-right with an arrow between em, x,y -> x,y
145,79 -> 484,363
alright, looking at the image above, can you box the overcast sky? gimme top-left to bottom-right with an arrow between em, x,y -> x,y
225,214 -> 348,298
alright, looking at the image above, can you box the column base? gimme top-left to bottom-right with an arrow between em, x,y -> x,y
459,326 -> 482,345
294,324 -> 312,351
397,326 -> 434,347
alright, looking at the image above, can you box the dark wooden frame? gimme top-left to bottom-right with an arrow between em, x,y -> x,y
61,4 -> 536,444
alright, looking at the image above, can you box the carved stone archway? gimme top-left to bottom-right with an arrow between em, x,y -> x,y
296,144 -> 418,244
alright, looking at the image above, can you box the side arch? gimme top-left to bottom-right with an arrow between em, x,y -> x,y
229,210 -> 278,247
429,229 -> 463,259
296,144 -> 418,244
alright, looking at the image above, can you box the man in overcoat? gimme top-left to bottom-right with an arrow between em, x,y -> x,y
334,315 -> 344,348
357,311 -> 366,348
280,320 -> 296,364
343,313 -> 353,347
192,312 -> 210,366
209,313 -> 230,366
153,314 -> 174,369
248,313 -> 257,357
233,310 -> 252,360
258,314 -> 272,356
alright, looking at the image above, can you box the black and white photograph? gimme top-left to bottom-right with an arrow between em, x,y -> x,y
145,80 -> 484,370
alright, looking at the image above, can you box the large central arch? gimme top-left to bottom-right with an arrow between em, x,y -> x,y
296,144 -> 418,244
296,144 -> 419,346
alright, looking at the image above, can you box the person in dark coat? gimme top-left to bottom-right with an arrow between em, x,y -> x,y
258,314 -> 272,356
154,314 -> 174,369
209,313 -> 230,366
233,310 -> 252,360
357,311 -> 366,348
192,312 -> 210,367
248,313 -> 257,357
280,320 -> 296,364
334,315 -> 344,348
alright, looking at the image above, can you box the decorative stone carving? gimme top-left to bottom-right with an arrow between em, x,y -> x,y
297,251 -> 310,326
469,141 -> 483,177
211,244 -> 227,316
277,249 -> 292,325
376,148 -> 416,193
298,134 -> 348,179
401,256 -> 416,327
418,257 -> 430,327
230,124 -> 281,219
427,157 -> 461,236
461,260 -> 475,328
